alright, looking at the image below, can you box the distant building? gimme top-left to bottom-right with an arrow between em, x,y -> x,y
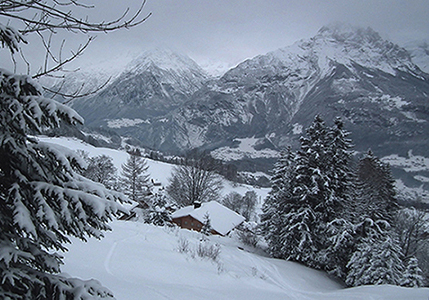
171,201 -> 245,236
118,200 -> 150,221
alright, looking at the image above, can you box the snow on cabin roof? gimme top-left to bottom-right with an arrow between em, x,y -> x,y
171,201 -> 245,236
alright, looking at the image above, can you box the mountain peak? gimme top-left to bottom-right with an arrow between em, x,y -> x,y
127,47 -> 205,75
316,23 -> 382,44
300,23 -> 414,75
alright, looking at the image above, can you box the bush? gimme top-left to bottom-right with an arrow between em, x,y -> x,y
196,242 -> 221,261
236,223 -> 260,247
177,236 -> 190,253
176,237 -> 221,262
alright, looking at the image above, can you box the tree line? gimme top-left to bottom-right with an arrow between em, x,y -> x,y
260,115 -> 428,287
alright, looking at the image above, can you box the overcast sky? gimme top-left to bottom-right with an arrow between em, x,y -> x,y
85,0 -> 429,70
3,0 -> 429,74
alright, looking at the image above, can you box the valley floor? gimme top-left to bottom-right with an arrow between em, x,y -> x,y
61,221 -> 428,300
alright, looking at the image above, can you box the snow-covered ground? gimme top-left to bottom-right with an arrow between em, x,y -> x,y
381,151 -> 429,202
61,221 -> 428,300
41,136 -> 428,300
211,137 -> 279,161
36,136 -> 270,202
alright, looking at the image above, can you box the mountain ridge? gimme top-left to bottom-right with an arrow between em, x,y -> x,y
66,24 -> 429,198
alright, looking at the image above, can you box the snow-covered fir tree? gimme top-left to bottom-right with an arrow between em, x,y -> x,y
201,213 -> 212,236
260,148 -> 296,258
144,193 -> 172,227
319,118 -> 356,278
322,218 -> 356,280
121,150 -> 150,204
0,69 -> 128,299
260,116 -> 414,285
401,257 -> 424,287
324,117 -> 356,217
279,116 -> 355,268
346,234 -> 404,286
0,2 -> 146,298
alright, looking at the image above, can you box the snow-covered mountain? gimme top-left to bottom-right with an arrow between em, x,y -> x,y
133,24 -> 428,153
71,48 -> 209,129
68,24 -> 429,198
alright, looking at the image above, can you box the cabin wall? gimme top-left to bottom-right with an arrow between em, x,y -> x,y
172,216 -> 219,235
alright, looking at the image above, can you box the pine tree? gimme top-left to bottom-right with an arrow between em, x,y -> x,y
201,213 -> 212,236
280,116 -> 336,267
262,116 -> 357,272
346,234 -> 404,287
121,150 -> 150,204
145,193 -> 172,227
321,117 -> 357,277
325,117 -> 355,217
0,2 -> 147,298
0,69 -> 127,299
401,257 -> 424,287
323,218 -> 356,280
260,148 -> 296,258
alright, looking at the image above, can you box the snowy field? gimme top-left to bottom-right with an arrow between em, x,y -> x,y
40,136 -> 428,300
61,221 -> 428,300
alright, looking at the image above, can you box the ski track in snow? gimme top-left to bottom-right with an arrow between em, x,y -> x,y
104,240 -> 117,276
245,252 -> 299,298
103,229 -> 176,300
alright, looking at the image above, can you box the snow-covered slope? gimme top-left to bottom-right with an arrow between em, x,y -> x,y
36,136 -> 270,200
39,136 -> 428,300
61,221 -> 428,300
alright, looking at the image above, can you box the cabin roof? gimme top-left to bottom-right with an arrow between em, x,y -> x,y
171,201 -> 245,236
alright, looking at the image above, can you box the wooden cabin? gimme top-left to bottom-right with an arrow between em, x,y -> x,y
171,201 -> 245,236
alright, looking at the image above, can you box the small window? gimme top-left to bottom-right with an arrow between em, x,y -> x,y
184,221 -> 188,225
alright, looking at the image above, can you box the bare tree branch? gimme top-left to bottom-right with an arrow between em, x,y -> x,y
1,1 -> 150,98
32,36 -> 93,78
43,75 -> 112,103
0,0 -> 151,34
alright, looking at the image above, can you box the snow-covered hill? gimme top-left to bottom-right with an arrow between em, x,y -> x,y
40,136 -> 429,300
36,136 -> 269,202
61,221 -> 427,300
